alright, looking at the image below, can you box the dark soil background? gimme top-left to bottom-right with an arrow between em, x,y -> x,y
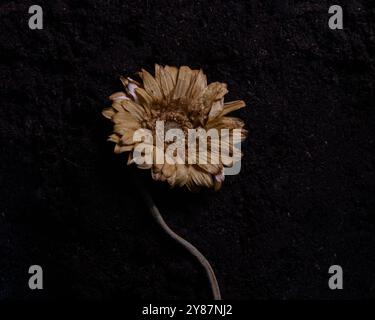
0,0 -> 374,300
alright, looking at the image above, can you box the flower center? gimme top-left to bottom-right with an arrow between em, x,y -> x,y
164,120 -> 181,131
145,111 -> 193,134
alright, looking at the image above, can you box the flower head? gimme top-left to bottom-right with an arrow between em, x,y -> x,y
103,65 -> 247,191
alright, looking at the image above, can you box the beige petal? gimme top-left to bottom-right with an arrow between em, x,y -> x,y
188,166 -> 213,188
188,69 -> 207,100
112,112 -> 141,130
221,100 -> 246,116
111,102 -> 125,113
208,98 -> 224,121
203,82 -> 228,102
154,64 -> 163,88
135,87 -> 154,107
121,99 -> 146,121
174,164 -> 189,186
140,68 -> 163,100
214,180 -> 223,191
196,162 -> 222,175
164,65 -> 179,85
161,163 -> 176,179
102,107 -> 115,119
158,65 -> 176,98
173,66 -> 194,100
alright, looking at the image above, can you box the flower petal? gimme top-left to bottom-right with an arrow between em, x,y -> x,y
109,91 -> 129,102
203,82 -> 228,102
164,65 -> 179,85
188,69 -> 207,100
135,87 -> 154,107
174,164 -> 189,186
157,65 -> 176,98
221,100 -> 246,116
140,68 -> 163,100
187,166 -> 213,189
120,77 -> 141,103
173,66 -> 194,100
207,98 -> 224,121
206,116 -> 245,130
112,112 -> 141,130
102,107 -> 115,119
121,99 -> 146,121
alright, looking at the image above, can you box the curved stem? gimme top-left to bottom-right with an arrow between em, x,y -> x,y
133,176 -> 221,300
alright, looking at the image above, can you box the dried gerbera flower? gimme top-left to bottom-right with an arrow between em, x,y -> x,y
102,65 -> 247,299
103,65 -> 247,191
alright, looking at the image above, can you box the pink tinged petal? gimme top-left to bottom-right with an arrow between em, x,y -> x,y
120,77 -> 141,103
214,171 -> 225,182
127,81 -> 139,102
109,92 -> 129,102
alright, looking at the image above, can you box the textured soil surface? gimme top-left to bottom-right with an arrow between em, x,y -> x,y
0,0 -> 374,300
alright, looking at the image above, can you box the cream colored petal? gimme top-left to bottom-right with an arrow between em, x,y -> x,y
221,100 -> 246,117
173,66 -> 194,100
188,166 -> 213,188
112,112 -> 141,130
208,98 -> 224,121
111,102 -> 125,113
158,66 -> 176,98
121,99 -> 146,121
135,87 -> 154,107
174,164 -> 189,186
102,107 -> 115,119
140,68 -> 163,100
154,64 -> 163,89
164,65 -> 179,85
203,82 -> 228,102
188,69 -> 207,100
